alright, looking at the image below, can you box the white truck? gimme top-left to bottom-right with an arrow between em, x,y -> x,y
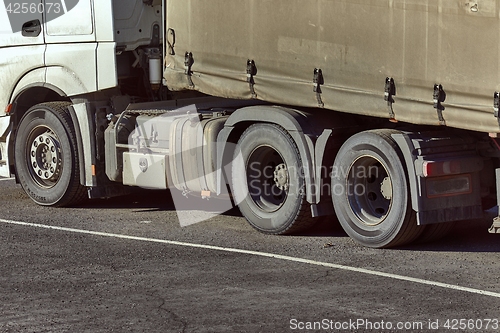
1,0 -> 499,248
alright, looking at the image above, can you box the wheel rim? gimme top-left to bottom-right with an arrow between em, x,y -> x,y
26,126 -> 63,188
246,145 -> 289,213
346,155 -> 392,226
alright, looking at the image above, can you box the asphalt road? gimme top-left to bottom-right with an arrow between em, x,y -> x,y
1,177 -> 500,333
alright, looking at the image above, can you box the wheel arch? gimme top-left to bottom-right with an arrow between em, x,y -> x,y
9,79 -> 86,186
9,67 -> 82,121
216,105 -> 321,205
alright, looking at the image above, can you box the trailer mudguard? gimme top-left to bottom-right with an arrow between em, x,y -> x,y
216,105 -> 322,205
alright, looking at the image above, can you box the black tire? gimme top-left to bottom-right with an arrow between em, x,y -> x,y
331,129 -> 422,248
231,123 -> 314,234
14,102 -> 87,207
417,222 -> 452,244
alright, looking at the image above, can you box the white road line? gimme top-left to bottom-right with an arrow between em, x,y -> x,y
0,177 -> 14,181
1,218 -> 499,298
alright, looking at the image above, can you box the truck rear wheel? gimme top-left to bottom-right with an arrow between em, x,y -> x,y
231,123 -> 314,234
331,130 -> 422,248
15,102 -> 86,207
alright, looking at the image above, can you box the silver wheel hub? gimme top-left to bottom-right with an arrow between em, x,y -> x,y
380,176 -> 393,200
30,133 -> 61,181
273,163 -> 289,191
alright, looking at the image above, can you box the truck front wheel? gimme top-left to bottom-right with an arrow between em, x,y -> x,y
331,130 -> 422,248
231,123 -> 314,234
14,102 -> 86,207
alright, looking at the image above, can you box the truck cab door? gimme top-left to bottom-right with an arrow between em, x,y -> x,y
43,0 -> 100,94
0,1 -> 46,177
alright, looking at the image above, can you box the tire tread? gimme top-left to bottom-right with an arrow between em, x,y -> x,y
417,222 -> 452,244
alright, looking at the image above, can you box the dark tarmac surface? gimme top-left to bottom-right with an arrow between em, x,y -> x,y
1,177 -> 500,332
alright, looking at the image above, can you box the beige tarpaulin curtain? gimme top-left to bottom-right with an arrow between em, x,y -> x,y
164,0 -> 500,134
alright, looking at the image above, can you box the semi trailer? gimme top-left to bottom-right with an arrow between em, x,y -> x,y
1,0 -> 500,248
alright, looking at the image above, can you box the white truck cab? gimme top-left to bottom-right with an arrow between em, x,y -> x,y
0,0 -> 161,180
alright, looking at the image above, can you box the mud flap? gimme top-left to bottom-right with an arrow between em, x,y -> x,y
488,168 -> 500,233
392,131 -> 484,225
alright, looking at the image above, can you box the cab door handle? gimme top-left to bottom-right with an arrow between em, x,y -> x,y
22,20 -> 41,37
